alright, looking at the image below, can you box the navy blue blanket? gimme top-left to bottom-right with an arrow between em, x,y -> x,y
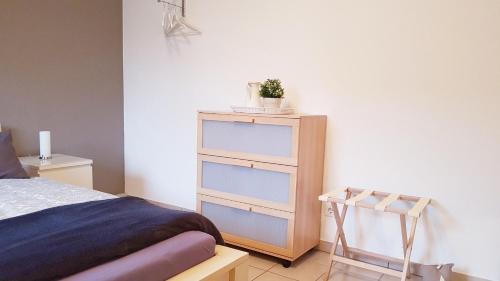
0,197 -> 223,281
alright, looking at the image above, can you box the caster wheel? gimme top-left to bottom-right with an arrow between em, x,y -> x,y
281,260 -> 292,268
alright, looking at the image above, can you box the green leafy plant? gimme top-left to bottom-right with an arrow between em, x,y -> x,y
259,79 -> 285,98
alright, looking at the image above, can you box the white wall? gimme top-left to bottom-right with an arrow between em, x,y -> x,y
123,1 -> 500,279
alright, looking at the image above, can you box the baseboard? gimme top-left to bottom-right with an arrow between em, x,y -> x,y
316,240 -> 491,281
148,200 -> 190,211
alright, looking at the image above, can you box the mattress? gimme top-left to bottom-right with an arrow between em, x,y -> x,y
0,178 -> 217,280
63,231 -> 216,281
0,178 -> 116,220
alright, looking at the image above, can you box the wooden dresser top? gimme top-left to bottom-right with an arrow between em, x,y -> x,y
198,110 -> 325,119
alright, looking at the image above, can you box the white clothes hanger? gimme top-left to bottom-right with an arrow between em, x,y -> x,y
159,0 -> 201,37
170,15 -> 201,36
162,4 -> 178,34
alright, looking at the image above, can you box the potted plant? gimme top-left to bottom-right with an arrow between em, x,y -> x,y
259,79 -> 285,108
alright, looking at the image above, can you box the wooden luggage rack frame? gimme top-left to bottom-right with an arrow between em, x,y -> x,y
319,187 -> 431,281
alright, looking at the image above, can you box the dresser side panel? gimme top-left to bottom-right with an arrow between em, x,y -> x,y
293,115 -> 327,258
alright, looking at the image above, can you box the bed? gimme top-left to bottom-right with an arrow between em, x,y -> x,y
0,125 -> 248,281
0,178 -> 248,281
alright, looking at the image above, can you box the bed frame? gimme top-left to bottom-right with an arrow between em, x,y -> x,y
169,245 -> 249,281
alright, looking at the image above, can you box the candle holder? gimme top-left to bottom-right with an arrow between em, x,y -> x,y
39,131 -> 52,160
39,155 -> 52,160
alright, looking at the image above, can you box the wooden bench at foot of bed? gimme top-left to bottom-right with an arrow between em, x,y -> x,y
168,245 -> 249,281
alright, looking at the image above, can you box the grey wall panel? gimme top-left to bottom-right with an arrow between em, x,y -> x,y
0,0 -> 124,194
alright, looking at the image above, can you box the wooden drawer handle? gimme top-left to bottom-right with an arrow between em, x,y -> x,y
233,118 -> 255,124
240,162 -> 254,168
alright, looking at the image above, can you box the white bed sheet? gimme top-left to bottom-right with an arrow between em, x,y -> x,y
0,178 -> 116,220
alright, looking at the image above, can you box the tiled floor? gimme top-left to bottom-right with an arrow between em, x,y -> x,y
244,250 -> 423,281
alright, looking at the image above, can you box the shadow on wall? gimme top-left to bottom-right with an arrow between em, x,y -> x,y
421,202 -> 459,263
346,198 -> 459,267
124,174 -> 147,197
2,126 -> 36,157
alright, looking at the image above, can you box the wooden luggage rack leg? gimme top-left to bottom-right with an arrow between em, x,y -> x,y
325,191 -> 352,279
319,188 -> 430,281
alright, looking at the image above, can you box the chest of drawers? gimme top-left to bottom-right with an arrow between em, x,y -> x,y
197,111 -> 327,264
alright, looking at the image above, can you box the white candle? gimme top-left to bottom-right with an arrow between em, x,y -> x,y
39,131 -> 52,159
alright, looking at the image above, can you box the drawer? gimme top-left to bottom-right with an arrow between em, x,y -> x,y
198,194 -> 294,257
38,165 -> 93,189
198,113 -> 299,166
198,155 -> 296,212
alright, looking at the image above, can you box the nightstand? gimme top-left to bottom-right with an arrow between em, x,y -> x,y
18,154 -> 93,189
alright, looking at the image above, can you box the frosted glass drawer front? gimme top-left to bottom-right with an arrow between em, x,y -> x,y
198,114 -> 299,165
202,201 -> 288,248
198,155 -> 296,211
202,120 -> 291,156
199,196 -> 293,254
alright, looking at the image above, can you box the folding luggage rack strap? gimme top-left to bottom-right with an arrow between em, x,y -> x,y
318,187 -> 431,281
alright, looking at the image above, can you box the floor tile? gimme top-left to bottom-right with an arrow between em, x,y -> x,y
316,273 -> 328,281
301,250 -> 333,266
248,252 -> 279,270
379,274 -> 423,281
254,272 -> 298,281
249,266 -> 266,280
244,249 -> 417,281
268,256 -> 328,281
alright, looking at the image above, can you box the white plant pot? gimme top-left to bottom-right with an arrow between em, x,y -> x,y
262,98 -> 282,108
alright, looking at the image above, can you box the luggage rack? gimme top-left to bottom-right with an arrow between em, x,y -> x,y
319,187 -> 431,281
